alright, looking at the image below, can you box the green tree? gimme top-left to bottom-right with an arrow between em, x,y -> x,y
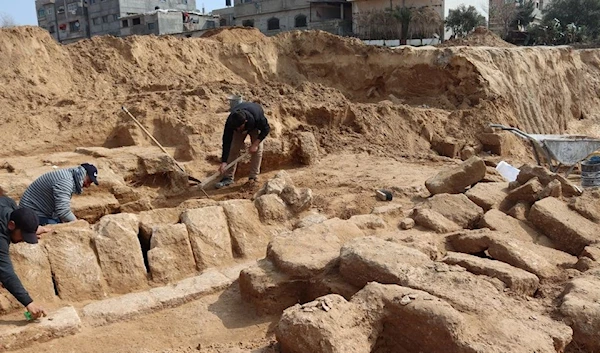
511,0 -> 536,29
392,6 -> 413,44
542,0 -> 600,39
445,5 -> 486,37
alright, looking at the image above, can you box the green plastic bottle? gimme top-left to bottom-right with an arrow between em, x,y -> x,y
24,311 -> 32,321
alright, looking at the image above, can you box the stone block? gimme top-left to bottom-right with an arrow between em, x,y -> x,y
507,177 -> 543,202
71,193 -> 120,224
421,194 -> 484,229
0,306 -> 81,351
181,206 -> 234,270
425,157 -> 486,195
222,199 -> 271,258
149,268 -> 231,308
296,132 -> 320,165
138,207 -> 183,240
254,194 -> 291,225
9,243 -> 56,304
239,259 -> 307,315
148,224 -> 196,284
443,252 -> 539,296
44,227 -> 107,301
529,197 -> 598,255
465,182 -> 509,211
82,291 -> 161,326
412,208 -> 462,234
93,213 -> 147,293
267,230 -> 342,278
560,277 -> 600,352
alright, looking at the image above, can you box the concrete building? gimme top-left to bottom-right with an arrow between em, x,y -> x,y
214,0 -> 352,36
36,0 -> 89,43
35,0 -> 204,43
212,6 -> 234,27
120,9 -> 218,36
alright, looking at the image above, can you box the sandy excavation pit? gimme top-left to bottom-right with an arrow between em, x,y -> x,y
1,25 -> 600,353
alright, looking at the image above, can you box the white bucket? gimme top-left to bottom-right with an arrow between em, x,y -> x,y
495,161 -> 520,182
227,94 -> 243,111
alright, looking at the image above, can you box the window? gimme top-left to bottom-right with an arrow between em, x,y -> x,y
113,14 -> 119,21
122,19 -> 129,27
49,25 -> 55,33
132,17 -> 141,25
242,19 -> 254,27
267,17 -> 280,30
90,0 -> 96,3
220,18 -> 227,26
67,3 -> 78,14
37,8 -> 46,17
147,22 -> 156,30
102,15 -> 109,23
295,14 -> 307,28
206,20 -> 215,28
69,20 -> 81,32
92,17 -> 100,25
57,6 -> 65,14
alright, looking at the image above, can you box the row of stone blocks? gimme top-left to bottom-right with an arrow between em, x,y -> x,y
0,197 -> 280,314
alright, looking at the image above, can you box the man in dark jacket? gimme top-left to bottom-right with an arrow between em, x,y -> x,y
216,102 -> 271,188
0,196 -> 47,319
19,163 -> 98,225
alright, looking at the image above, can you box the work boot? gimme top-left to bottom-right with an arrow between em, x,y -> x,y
215,177 -> 234,189
248,176 -> 258,183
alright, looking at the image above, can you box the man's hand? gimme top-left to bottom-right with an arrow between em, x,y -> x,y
26,302 -> 47,320
36,226 -> 51,239
249,141 -> 261,154
219,162 -> 228,175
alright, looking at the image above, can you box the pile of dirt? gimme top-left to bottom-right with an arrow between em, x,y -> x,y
1,26 -> 600,166
438,26 -> 516,48
201,26 -> 267,43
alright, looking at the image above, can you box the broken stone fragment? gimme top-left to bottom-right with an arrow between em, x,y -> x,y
425,156 -> 486,195
399,218 -> 415,230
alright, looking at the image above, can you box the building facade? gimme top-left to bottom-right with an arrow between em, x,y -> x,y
213,0 -> 443,39
215,0 -> 352,36
35,0 -> 203,43
120,9 -> 218,36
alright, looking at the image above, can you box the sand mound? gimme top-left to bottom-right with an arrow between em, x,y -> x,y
0,26 -> 599,163
201,26 -> 267,43
438,26 -> 516,48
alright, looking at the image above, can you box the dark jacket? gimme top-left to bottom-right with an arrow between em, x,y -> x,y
221,102 -> 271,162
0,196 -> 33,307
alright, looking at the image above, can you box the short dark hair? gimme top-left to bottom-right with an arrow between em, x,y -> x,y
230,110 -> 246,128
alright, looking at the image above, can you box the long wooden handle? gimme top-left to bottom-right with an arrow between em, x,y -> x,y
121,106 -> 187,174
200,152 -> 250,188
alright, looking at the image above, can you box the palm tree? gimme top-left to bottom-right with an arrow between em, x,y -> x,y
392,6 -> 413,44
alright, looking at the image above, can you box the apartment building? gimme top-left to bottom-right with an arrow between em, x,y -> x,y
35,0 -> 202,43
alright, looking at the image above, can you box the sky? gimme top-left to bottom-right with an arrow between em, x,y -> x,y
0,0 -> 487,26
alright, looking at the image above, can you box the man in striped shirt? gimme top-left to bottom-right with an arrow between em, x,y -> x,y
19,163 -> 99,226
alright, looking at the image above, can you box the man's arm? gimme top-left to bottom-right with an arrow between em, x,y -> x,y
53,182 -> 76,222
221,126 -> 235,163
0,240 -> 33,307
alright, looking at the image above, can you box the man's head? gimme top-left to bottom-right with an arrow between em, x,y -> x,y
8,208 -> 39,244
81,163 -> 99,188
230,110 -> 247,132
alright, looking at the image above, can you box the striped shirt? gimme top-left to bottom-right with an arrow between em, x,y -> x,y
19,166 -> 86,222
